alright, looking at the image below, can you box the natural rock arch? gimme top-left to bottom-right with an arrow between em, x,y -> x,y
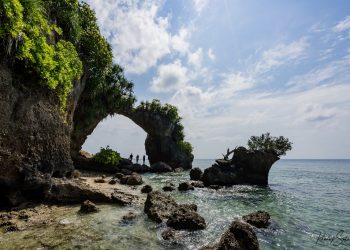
71,108 -> 194,170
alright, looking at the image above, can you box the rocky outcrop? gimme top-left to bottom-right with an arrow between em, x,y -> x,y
79,200 -> 99,213
141,185 -> 153,193
178,182 -> 195,191
150,162 -> 173,173
242,211 -> 270,228
167,205 -> 206,230
190,167 -> 203,181
0,63 -> 74,207
202,147 -> 279,186
120,173 -> 143,185
202,220 -> 259,250
144,191 -> 205,230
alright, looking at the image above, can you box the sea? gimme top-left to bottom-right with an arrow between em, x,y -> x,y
1,159 -> 349,250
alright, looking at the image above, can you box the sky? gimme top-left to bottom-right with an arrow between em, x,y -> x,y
82,0 -> 350,159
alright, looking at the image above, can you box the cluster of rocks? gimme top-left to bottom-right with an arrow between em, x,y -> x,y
144,191 -> 206,230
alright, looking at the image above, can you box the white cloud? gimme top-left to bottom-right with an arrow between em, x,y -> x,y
171,28 -> 190,55
254,38 -> 309,74
188,48 -> 204,68
193,0 -> 208,14
207,48 -> 215,61
150,60 -> 189,92
333,16 -> 350,32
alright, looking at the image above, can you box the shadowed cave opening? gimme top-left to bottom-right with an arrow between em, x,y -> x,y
82,115 -> 147,162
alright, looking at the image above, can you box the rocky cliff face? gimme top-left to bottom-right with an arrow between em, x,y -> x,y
0,62 -> 74,206
202,147 -> 279,186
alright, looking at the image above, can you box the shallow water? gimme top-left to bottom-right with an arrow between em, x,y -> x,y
1,159 -> 350,249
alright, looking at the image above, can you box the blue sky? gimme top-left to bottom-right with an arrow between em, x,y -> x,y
82,0 -> 350,159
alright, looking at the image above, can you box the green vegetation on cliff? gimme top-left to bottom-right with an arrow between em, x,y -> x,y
247,132 -> 292,156
136,99 -> 193,154
0,0 -> 82,110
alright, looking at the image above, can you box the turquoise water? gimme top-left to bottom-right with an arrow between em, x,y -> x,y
1,159 -> 349,249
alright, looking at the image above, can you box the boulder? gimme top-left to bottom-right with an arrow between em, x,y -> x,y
46,178 -> 111,203
108,179 -> 117,185
190,167 -> 203,181
121,211 -> 137,222
178,182 -> 194,191
163,183 -> 175,192
150,162 -> 173,173
79,200 -> 99,213
144,191 -> 205,230
162,228 -> 176,240
202,220 -> 259,250
141,185 -> 153,194
190,181 -> 205,188
94,178 -> 105,183
166,206 -> 206,230
120,173 -> 143,185
144,191 -> 178,223
242,210 -> 270,228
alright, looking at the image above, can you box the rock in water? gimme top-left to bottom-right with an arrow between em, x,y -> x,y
162,229 -> 176,240
190,168 -> 203,180
144,191 -> 178,223
150,162 -> 173,173
121,211 -> 137,222
162,183 -> 175,192
94,178 -> 105,183
120,173 -> 143,185
167,205 -> 206,230
178,182 -> 194,191
202,147 -> 279,186
242,210 -> 270,228
202,220 -> 259,250
79,200 -> 99,213
190,181 -> 205,188
108,179 -> 117,185
141,185 -> 153,193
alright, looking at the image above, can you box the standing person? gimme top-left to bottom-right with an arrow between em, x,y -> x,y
129,153 -> 133,162
142,155 -> 146,165
136,155 -> 139,164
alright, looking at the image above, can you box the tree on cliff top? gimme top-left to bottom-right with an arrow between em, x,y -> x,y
247,133 -> 292,156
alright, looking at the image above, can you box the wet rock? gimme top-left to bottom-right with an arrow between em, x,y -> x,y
242,210 -> 270,228
121,211 -> 137,222
114,173 -> 124,179
120,173 -> 143,186
202,220 -> 259,250
141,185 -> 153,194
46,178 -> 111,203
108,179 -> 117,185
144,191 -> 178,223
190,168 -> 203,181
111,190 -> 138,205
178,182 -> 194,191
190,181 -> 205,188
150,162 -> 173,173
203,147 -> 279,186
79,200 -> 99,213
208,185 -> 223,190
162,228 -> 176,240
167,206 -> 206,230
162,183 -> 175,192
94,178 -> 105,183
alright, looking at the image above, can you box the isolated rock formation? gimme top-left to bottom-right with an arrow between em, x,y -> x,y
202,147 -> 279,186
190,167 -> 203,181
202,220 -> 259,250
242,210 -> 271,228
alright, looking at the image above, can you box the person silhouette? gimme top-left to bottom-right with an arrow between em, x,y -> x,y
136,155 -> 139,164
129,153 -> 133,162
142,155 -> 146,165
